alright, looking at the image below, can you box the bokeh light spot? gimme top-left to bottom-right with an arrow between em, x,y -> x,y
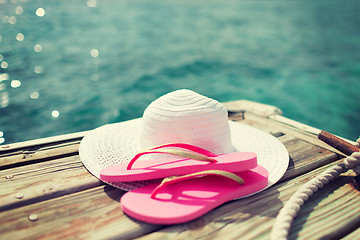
34,65 -> 44,74
16,32 -> 24,41
34,44 -> 43,52
36,8 -> 45,17
1,61 -> 8,69
30,91 -> 40,99
11,80 -> 21,88
90,48 -> 99,58
9,16 -> 16,24
51,110 -> 60,118
15,6 -> 24,15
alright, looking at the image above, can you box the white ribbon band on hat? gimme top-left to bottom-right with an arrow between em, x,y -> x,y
80,89 -> 289,195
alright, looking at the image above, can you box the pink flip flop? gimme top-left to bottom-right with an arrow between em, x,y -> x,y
100,143 -> 257,182
120,165 -> 268,224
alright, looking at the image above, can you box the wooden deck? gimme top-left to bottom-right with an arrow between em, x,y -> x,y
1,100 -> 359,240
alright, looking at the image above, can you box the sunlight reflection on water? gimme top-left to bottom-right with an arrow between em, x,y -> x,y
35,7 -> 45,17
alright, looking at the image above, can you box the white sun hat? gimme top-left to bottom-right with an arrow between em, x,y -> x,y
79,89 -> 289,193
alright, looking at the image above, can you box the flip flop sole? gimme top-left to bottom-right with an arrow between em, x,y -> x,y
120,165 -> 268,224
100,152 -> 257,182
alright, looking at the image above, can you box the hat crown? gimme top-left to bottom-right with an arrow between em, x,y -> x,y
140,89 -> 234,154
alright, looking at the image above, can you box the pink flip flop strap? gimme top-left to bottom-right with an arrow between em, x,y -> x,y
150,170 -> 245,199
150,143 -> 217,157
127,143 -> 218,170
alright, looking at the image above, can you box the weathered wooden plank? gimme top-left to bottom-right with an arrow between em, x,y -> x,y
0,155 -> 102,211
278,134 -> 339,182
0,140 -> 81,169
270,114 -> 358,146
224,100 -> 350,148
0,185 -> 162,240
135,159 -> 360,240
231,112 -> 352,157
0,131 -> 87,152
229,113 -> 340,176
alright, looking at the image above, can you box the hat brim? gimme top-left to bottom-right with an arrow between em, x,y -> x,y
79,119 -> 289,196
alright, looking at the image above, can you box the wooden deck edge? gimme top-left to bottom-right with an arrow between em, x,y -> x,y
269,115 -> 321,136
222,100 -> 322,136
222,100 -> 283,117
0,131 -> 89,152
270,114 -> 357,145
223,100 -> 357,145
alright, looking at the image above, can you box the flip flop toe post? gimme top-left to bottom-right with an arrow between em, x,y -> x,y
120,165 -> 269,224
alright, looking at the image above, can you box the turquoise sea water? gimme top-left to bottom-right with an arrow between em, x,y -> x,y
0,0 -> 359,144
